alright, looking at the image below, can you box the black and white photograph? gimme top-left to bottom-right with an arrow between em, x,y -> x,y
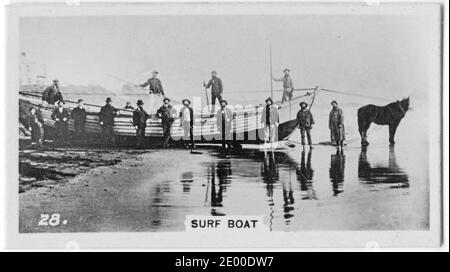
1,1 -> 447,250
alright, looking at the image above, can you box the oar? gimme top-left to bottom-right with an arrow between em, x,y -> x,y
203,81 -> 211,112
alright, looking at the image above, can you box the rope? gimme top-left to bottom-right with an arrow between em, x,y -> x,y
320,88 -> 391,101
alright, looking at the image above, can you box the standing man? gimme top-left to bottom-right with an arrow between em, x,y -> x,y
204,71 -> 223,114
272,68 -> 294,103
27,107 -> 44,146
124,102 -> 134,110
157,97 -> 176,148
71,99 -> 87,144
329,100 -> 345,148
42,79 -> 64,105
261,97 -> 279,148
51,100 -> 69,145
99,97 -> 119,145
216,100 -> 233,150
296,101 -> 315,148
132,99 -> 151,148
179,99 -> 196,149
139,70 -> 165,96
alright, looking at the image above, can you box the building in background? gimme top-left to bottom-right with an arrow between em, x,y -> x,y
19,52 -> 47,92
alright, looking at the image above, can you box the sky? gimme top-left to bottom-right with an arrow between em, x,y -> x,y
19,12 -> 440,105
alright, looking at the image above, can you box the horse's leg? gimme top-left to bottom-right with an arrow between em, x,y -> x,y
389,121 -> 399,145
357,109 -> 370,146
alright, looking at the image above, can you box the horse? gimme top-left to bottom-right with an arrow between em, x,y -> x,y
357,97 -> 410,146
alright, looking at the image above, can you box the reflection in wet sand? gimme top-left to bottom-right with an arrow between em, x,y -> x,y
358,146 -> 409,188
296,150 -> 316,200
329,149 -> 345,196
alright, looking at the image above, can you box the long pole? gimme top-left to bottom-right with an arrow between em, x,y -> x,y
269,40 -> 273,99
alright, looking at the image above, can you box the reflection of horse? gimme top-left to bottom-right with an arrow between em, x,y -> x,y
329,149 -> 345,196
357,97 -> 410,146
358,146 -> 409,188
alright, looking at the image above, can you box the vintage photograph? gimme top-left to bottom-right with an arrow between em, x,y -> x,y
8,2 -> 443,246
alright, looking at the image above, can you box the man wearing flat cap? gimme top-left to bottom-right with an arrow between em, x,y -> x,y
51,100 -> 69,145
139,70 -> 165,96
204,70 -> 223,114
133,99 -> 151,148
99,97 -> 119,145
296,101 -> 315,148
179,99 -> 196,149
71,99 -> 87,143
42,79 -> 64,105
157,97 -> 176,148
272,68 -> 294,103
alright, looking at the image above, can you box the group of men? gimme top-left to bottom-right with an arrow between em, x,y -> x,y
293,99 -> 345,149
29,69 -> 345,149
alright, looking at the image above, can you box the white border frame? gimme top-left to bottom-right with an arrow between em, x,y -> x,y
1,0 -> 447,251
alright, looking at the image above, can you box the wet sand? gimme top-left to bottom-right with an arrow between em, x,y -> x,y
19,140 -> 429,233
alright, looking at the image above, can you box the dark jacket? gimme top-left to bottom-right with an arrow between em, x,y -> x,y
27,111 -> 44,129
42,85 -> 63,105
157,104 -> 175,123
179,106 -> 194,127
261,105 -> 279,126
205,77 -> 223,94
133,108 -> 151,127
99,104 -> 118,126
141,78 -> 164,96
51,107 -> 69,123
297,109 -> 315,128
216,107 -> 233,130
71,107 -> 87,126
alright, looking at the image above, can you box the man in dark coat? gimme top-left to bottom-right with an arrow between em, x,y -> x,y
27,107 -> 44,146
204,71 -> 223,114
156,97 -> 176,148
132,99 -> 151,148
216,100 -> 233,150
296,101 -> 315,148
139,70 -> 165,96
71,99 -> 87,143
51,100 -> 69,144
329,100 -> 345,148
261,97 -> 279,147
99,97 -> 119,145
42,79 -> 64,105
179,99 -> 196,149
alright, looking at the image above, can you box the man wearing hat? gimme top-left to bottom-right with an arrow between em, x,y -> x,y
27,107 -> 44,146
179,98 -> 196,149
329,100 -> 345,148
296,101 -> 315,148
99,97 -> 119,145
139,70 -> 165,96
261,97 -> 279,147
216,100 -> 233,149
133,100 -> 151,148
204,70 -> 223,114
157,97 -> 176,148
272,68 -> 294,103
71,99 -> 87,143
42,79 -> 64,105
51,100 -> 69,144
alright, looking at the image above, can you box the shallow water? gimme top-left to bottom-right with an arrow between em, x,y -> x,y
145,143 -> 429,231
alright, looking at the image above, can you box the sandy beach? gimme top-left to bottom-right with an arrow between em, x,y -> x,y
19,138 -> 429,232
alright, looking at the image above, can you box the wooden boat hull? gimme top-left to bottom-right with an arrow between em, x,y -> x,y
19,92 -> 306,146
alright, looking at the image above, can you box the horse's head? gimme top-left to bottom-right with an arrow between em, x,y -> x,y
399,97 -> 410,112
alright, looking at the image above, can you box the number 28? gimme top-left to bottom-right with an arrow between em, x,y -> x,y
38,213 -> 61,226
